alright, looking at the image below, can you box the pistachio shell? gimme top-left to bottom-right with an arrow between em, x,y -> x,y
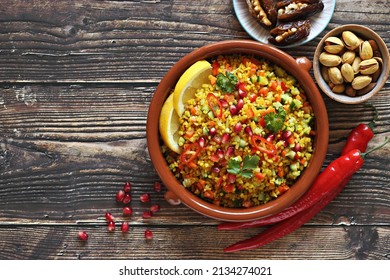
345,85 -> 357,97
359,58 -> 379,75
319,52 -> 342,67
332,84 -> 346,94
359,41 -> 373,60
342,51 -> 356,64
328,67 -> 344,85
341,63 -> 355,83
320,66 -> 330,82
352,75 -> 372,90
352,57 -> 362,74
342,31 -> 361,50
368,39 -> 379,51
324,37 -> 345,54
356,83 -> 376,96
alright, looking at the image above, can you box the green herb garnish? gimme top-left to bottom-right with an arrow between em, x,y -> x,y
227,155 -> 260,178
264,107 -> 286,133
216,72 -> 238,93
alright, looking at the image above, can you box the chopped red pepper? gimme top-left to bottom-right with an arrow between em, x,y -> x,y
212,61 -> 220,76
251,135 -> 276,156
207,93 -> 223,119
281,81 -> 288,92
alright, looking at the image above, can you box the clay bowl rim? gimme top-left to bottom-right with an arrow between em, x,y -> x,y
313,24 -> 390,104
147,39 -> 329,222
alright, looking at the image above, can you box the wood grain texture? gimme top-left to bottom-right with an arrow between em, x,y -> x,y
0,0 -> 389,260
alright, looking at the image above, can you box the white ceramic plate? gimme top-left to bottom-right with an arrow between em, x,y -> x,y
233,0 -> 336,48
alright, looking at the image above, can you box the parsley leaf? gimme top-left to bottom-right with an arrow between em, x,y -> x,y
264,107 -> 286,133
216,72 -> 238,93
227,155 -> 260,178
227,158 -> 241,175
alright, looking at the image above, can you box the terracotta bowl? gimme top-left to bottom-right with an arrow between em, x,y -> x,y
313,24 -> 390,104
147,40 -> 329,222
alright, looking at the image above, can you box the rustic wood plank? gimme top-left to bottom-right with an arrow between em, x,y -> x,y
0,225 -> 389,259
0,0 -> 388,82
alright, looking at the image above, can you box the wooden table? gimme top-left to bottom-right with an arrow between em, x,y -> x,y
0,0 -> 389,260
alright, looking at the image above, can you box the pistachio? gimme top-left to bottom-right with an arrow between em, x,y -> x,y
352,56 -> 362,74
352,75 -> 372,90
371,68 -> 381,82
320,66 -> 330,82
319,52 -> 342,67
342,31 -> 361,50
332,84 -> 345,94
359,41 -> 373,60
328,67 -> 344,85
359,58 -> 379,75
341,63 -> 355,83
324,37 -> 345,54
342,50 -> 356,64
356,83 -> 376,96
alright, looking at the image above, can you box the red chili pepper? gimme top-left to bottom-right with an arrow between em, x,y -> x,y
179,142 -> 202,169
212,61 -> 220,76
218,106 -> 378,231
223,139 -> 389,253
224,177 -> 350,253
207,93 -> 223,119
250,135 -> 276,156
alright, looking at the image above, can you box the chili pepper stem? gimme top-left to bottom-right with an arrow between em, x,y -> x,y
364,103 -> 378,130
361,137 -> 389,159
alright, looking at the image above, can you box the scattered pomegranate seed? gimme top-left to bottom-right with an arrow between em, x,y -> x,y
120,222 -> 129,233
116,190 -> 125,203
216,148 -> 224,159
142,210 -> 153,219
144,229 -> 153,240
245,126 -> 253,136
225,146 -> 235,157
78,231 -> 89,241
228,173 -> 236,183
236,99 -> 244,111
209,127 -> 217,137
140,193 -> 151,203
211,165 -> 220,173
221,133 -> 231,144
198,136 -> 206,148
238,88 -> 247,98
123,206 -> 133,216
219,98 -> 228,108
229,104 -> 238,115
123,182 -> 132,193
153,181 -> 162,192
150,204 -> 160,213
107,221 -> 116,232
234,122 -> 242,133
105,212 -> 114,222
122,194 -> 132,204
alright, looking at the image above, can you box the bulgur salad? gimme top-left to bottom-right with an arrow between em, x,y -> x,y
163,54 -> 315,208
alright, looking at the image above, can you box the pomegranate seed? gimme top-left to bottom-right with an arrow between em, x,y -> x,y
236,99 -> 244,111
153,181 -> 162,192
78,231 -> 89,241
234,122 -> 242,133
120,222 -> 129,233
221,133 -> 231,144
140,193 -> 151,203
123,194 -> 132,204
228,173 -> 236,183
198,136 -> 206,148
150,204 -> 161,213
219,98 -> 229,108
229,104 -> 238,115
249,93 -> 257,102
123,182 -> 132,193
245,126 -> 253,136
211,165 -> 220,173
216,148 -> 224,159
107,221 -> 116,232
144,229 -> 153,240
293,143 -> 301,152
209,127 -> 217,137
105,212 -> 114,222
266,134 -> 275,142
123,206 -> 133,216
225,146 -> 235,157
238,88 -> 247,98
282,130 -> 293,140
116,190 -> 125,202
142,210 -> 153,219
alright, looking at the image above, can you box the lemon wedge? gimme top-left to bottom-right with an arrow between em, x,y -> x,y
173,60 -> 212,116
159,93 -> 181,154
